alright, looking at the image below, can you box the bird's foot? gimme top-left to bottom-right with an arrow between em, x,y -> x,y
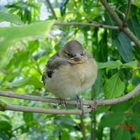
58,98 -> 67,107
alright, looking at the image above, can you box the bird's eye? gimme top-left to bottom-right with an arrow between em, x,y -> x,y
67,53 -> 71,56
65,51 -> 73,57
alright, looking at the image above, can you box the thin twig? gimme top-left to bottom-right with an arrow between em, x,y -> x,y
54,21 -> 119,30
0,90 -> 85,106
0,104 -> 92,115
97,84 -> 140,105
100,0 -> 123,26
123,0 -> 131,27
45,0 -> 57,19
99,0 -> 140,47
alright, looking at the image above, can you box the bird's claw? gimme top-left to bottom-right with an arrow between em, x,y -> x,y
58,98 -> 67,107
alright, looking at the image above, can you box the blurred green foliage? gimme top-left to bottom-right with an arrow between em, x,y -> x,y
0,0 -> 140,140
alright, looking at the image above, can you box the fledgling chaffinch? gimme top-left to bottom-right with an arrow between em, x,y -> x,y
42,40 -> 97,98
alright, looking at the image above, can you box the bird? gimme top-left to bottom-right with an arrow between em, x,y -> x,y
42,40 -> 97,99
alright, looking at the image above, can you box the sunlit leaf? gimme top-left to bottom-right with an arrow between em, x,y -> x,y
6,76 -> 43,88
98,60 -> 122,69
132,0 -> 140,8
0,11 -> 22,23
122,61 -> 138,69
0,20 -> 54,54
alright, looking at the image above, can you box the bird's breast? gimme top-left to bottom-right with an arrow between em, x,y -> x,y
72,58 -> 97,88
45,58 -> 97,98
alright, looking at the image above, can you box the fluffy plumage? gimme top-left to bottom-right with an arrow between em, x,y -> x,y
42,40 -> 97,98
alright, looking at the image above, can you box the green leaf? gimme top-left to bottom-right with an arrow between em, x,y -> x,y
133,117 -> 140,132
98,61 -> 138,70
0,132 -> 10,140
0,121 -> 12,131
23,112 -> 37,127
97,30 -> 108,62
54,116 -> 76,127
0,11 -> 22,23
7,76 -> 43,88
113,32 -> 133,62
122,61 -> 138,69
100,112 -> 124,128
60,0 -> 69,16
129,17 -> 140,39
132,102 -> 140,114
92,71 -> 103,98
0,20 -> 54,55
113,128 -> 131,140
61,130 -> 70,140
132,76 -> 140,85
0,20 -> 54,68
111,101 -> 132,112
132,0 -> 140,8
98,60 -> 122,69
104,73 -> 125,98
0,114 -> 11,122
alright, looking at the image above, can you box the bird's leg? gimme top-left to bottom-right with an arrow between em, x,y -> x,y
76,95 -> 84,114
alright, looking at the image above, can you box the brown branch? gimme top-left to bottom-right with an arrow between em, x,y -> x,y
45,0 -> 57,19
100,0 -> 123,26
97,84 -> 140,105
54,21 -> 119,30
0,104 -> 92,115
0,90 -> 86,106
0,84 -> 140,114
123,0 -> 131,27
99,0 -> 140,47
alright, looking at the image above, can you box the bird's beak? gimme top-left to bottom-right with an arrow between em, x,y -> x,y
73,54 -> 82,61
69,54 -> 86,64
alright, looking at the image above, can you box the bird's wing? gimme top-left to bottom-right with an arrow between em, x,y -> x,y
47,53 -> 69,70
42,53 -> 70,84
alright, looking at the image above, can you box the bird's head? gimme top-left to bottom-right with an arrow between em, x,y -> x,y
59,40 -> 87,64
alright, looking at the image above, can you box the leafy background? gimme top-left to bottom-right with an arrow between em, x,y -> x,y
0,0 -> 140,139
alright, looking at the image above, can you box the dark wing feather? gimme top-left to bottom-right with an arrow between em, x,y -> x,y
42,53 -> 70,82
